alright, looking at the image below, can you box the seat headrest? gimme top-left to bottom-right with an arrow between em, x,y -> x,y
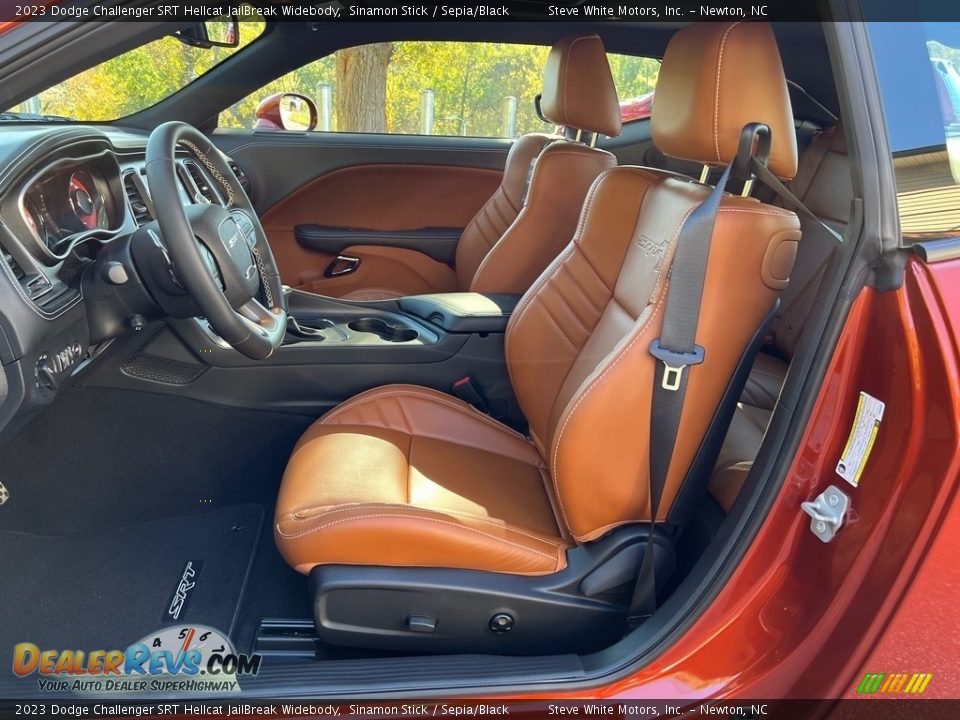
540,35 -> 622,138
652,22 -> 798,180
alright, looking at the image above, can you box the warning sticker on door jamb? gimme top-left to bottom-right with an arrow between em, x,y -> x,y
836,391 -> 885,487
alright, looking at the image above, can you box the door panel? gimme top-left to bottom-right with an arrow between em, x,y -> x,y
209,131 -> 508,295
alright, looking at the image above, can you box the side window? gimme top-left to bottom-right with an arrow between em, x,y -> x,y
867,20 -> 960,239
220,41 -> 659,138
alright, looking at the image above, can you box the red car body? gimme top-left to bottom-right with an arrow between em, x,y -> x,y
515,257 -> 960,702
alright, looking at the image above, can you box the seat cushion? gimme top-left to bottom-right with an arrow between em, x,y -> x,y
739,352 -> 789,411
275,385 -> 569,575
707,404 -> 772,512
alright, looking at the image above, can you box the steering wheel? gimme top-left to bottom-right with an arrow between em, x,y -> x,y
145,121 -> 286,360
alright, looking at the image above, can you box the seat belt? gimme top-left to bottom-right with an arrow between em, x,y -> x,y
626,161 -> 733,628
626,123 -> 843,627
747,158 -> 844,244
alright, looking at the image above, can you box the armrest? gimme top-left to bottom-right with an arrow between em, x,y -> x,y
398,293 -> 521,334
294,225 -> 462,264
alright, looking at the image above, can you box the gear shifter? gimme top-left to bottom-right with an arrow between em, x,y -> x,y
286,316 -> 330,341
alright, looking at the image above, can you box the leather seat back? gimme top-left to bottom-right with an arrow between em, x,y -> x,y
505,22 -> 802,541
456,35 -> 622,294
770,122 -> 850,357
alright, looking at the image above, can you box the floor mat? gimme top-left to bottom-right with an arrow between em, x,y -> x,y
0,505 -> 263,652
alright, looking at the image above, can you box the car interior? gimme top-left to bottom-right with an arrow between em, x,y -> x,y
0,18 -> 864,696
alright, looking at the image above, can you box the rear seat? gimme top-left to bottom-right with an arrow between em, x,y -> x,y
708,122 -> 852,512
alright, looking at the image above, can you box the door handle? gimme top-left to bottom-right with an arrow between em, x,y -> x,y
324,254 -> 361,277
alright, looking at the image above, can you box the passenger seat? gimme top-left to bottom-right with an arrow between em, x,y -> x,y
341,35 -> 622,301
709,123 -> 851,511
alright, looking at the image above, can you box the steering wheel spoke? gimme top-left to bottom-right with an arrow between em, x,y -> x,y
146,122 -> 287,360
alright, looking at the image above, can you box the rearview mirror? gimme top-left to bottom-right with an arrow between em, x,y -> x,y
175,17 -> 240,49
254,93 -> 318,132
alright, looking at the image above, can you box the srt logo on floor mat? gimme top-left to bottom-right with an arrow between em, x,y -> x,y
166,560 -> 203,621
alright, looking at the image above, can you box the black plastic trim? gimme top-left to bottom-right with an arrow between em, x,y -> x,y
308,525 -> 675,655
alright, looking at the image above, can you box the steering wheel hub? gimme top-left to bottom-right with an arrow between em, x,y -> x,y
145,121 -> 287,360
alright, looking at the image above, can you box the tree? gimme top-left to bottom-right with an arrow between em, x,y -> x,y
336,43 -> 394,132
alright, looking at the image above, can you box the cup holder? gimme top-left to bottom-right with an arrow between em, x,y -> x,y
348,317 -> 419,343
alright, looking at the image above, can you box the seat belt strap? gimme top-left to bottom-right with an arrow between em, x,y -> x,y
749,157 -> 844,244
626,124 -> 842,628
626,162 -> 732,627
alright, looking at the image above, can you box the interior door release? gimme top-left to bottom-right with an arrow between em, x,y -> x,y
324,254 -> 361,277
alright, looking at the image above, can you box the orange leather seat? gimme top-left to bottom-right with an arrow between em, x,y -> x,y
340,35 -> 621,301
276,22 -> 801,578
276,385 -> 569,574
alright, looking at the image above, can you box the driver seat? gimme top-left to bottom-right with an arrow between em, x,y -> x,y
275,22 -> 801,652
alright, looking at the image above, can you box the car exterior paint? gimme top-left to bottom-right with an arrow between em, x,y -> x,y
517,256 -> 960,701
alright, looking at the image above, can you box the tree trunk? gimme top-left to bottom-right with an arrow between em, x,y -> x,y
335,43 -> 393,133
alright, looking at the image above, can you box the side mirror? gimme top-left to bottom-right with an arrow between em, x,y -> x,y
175,17 -> 240,49
254,93 -> 318,132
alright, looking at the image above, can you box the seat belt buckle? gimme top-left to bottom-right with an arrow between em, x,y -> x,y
451,376 -> 489,413
649,340 -> 705,392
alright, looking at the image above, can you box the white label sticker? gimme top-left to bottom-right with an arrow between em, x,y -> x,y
836,391 -> 885,487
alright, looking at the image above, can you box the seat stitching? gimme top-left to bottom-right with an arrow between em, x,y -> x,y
549,284 -> 669,532
544,284 -> 592,336
321,387 -> 530,441
717,207 -> 796,219
506,245 -> 575,347
713,22 -> 741,162
505,166 -> 621,340
470,208 -> 528,289
285,504 -> 563,546
549,203 -> 698,532
537,298 -> 582,351
276,514 -> 559,564
562,262 -> 604,316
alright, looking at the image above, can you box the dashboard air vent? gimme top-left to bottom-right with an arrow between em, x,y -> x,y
1,247 -> 26,283
184,161 -> 219,204
123,172 -> 153,226
1,245 -> 77,311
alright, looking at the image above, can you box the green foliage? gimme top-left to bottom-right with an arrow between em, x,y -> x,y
220,42 -> 660,137
14,31 -> 661,138
12,20 -> 265,121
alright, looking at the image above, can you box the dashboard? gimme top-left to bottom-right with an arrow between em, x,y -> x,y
0,125 -> 249,441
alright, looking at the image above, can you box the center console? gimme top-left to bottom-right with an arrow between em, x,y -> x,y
87,290 -> 525,426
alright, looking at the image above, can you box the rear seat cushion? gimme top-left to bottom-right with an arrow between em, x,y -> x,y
707,404 -> 772,512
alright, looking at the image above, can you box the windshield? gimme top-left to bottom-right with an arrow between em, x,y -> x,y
4,18 -> 265,121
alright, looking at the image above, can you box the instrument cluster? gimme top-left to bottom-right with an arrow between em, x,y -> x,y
18,153 -> 122,258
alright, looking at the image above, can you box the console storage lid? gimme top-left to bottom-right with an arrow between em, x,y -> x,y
397,293 -> 521,334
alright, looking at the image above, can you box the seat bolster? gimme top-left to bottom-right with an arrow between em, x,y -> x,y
317,384 -> 542,467
470,144 -> 617,295
276,503 -> 568,575
455,134 -> 555,289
